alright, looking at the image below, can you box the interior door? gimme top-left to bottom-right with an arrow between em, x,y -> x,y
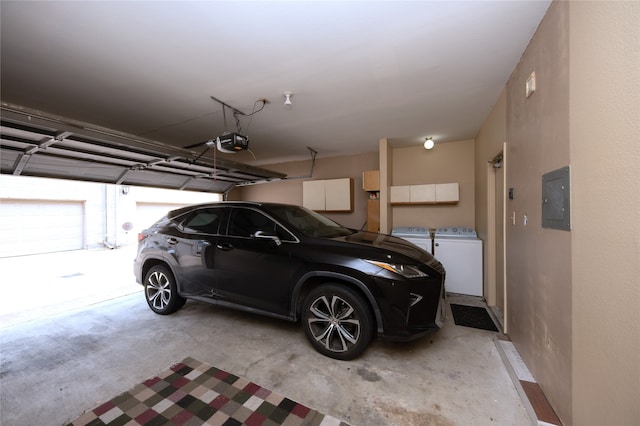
494,146 -> 507,330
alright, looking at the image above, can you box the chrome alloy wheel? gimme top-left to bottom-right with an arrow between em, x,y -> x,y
146,270 -> 171,311
143,265 -> 185,315
307,295 -> 361,353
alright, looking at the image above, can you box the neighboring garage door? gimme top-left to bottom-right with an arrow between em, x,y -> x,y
0,199 -> 84,257
135,203 -> 188,235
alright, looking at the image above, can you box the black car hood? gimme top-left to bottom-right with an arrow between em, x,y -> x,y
336,231 -> 441,268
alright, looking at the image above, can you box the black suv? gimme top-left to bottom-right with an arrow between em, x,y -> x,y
134,202 -> 446,360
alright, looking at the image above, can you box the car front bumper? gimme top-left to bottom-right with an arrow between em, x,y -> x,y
373,274 -> 446,341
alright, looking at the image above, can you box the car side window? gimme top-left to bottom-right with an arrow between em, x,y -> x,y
228,208 -> 295,242
274,224 -> 296,242
181,208 -> 222,234
228,208 -> 273,237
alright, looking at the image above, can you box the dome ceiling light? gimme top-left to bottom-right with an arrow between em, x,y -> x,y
424,137 -> 435,150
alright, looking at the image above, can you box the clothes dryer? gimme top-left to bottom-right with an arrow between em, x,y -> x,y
433,227 -> 483,296
391,226 -> 432,254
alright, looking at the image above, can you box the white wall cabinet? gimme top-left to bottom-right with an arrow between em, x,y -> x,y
410,184 -> 436,202
390,183 -> 459,204
303,178 -> 353,212
302,180 -> 326,211
390,185 -> 411,203
435,182 -> 459,203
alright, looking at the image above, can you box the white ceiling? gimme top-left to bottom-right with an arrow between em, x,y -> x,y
1,1 -> 550,166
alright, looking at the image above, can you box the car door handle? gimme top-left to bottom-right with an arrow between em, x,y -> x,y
167,237 -> 178,245
216,243 -> 233,251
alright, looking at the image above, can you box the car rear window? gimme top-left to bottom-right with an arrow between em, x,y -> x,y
181,209 -> 223,234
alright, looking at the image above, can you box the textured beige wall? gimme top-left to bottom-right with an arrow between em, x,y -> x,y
569,2 -> 640,425
503,2 -> 640,424
229,151 -> 378,230
506,2 -> 573,423
391,139 -> 475,229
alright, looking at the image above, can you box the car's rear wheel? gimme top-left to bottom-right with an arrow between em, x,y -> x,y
144,265 -> 186,315
301,284 -> 374,360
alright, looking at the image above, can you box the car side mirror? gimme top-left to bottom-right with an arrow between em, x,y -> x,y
253,230 -> 282,246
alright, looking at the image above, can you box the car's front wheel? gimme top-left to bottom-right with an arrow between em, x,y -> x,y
301,284 -> 374,360
144,265 -> 186,315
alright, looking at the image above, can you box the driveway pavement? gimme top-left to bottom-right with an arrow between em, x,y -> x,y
0,246 -> 141,328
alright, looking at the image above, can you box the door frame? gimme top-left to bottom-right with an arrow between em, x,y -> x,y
487,143 -> 508,333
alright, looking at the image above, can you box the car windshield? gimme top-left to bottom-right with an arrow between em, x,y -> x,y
268,205 -> 354,238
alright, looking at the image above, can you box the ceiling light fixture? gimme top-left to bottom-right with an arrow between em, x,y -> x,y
424,137 -> 435,150
283,92 -> 293,109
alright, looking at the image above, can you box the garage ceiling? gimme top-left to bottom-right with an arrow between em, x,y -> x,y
0,1 -> 550,190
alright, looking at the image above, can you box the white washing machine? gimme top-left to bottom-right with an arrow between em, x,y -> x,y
433,227 -> 483,296
391,226 -> 432,254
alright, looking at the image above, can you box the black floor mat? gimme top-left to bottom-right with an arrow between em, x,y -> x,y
450,304 -> 499,332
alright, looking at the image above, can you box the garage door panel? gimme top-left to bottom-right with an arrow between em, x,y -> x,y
0,200 -> 84,257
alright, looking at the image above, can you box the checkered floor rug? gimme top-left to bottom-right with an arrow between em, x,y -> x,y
67,357 -> 348,426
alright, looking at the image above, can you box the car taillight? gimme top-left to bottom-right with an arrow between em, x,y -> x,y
137,233 -> 148,243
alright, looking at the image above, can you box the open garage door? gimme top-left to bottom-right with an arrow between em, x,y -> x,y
1,104 -> 287,194
0,199 -> 84,257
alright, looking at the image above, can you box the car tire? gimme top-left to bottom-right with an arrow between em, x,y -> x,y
144,265 -> 186,315
301,284 -> 374,360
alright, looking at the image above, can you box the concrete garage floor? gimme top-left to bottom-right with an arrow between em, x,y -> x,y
0,249 -> 530,426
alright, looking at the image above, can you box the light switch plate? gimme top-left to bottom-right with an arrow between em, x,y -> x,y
526,71 -> 536,98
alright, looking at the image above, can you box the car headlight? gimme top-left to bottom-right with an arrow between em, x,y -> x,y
364,260 -> 428,279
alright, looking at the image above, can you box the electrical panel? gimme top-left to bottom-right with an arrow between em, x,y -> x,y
542,166 -> 571,230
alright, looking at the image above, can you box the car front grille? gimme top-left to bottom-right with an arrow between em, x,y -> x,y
409,292 -> 423,307
405,279 -> 443,328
